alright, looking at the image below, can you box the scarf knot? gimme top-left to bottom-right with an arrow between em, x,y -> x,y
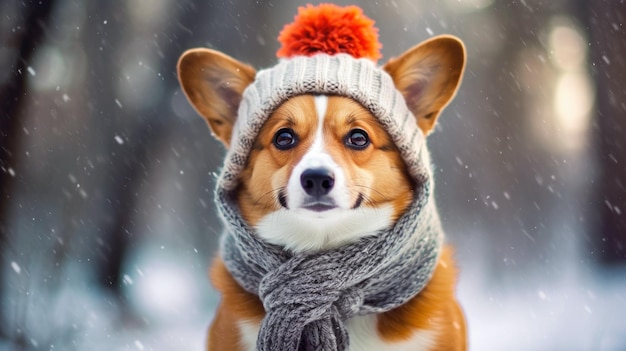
257,255 -> 366,349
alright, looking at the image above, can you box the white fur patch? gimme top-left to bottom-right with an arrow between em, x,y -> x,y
256,205 -> 393,252
314,94 -> 328,129
285,95 -> 351,210
238,320 -> 260,351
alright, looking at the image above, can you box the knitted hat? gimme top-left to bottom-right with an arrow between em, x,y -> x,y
218,4 -> 430,192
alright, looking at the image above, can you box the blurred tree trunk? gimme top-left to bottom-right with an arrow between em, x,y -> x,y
80,0 -> 177,297
80,0 -> 168,296
589,1 -> 626,264
0,0 -> 55,242
0,0 -> 56,343
81,1 -> 217,298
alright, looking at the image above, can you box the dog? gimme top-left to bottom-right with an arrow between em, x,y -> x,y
177,5 -> 466,351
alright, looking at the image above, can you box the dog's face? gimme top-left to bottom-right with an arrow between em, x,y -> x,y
235,94 -> 414,252
178,36 -> 465,253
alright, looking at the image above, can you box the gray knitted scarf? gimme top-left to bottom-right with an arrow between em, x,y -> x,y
214,54 -> 444,351
217,176 -> 442,351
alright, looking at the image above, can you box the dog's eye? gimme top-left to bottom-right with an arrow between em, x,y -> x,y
273,128 -> 297,150
345,129 -> 370,150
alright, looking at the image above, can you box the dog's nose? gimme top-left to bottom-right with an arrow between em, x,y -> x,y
300,168 -> 335,196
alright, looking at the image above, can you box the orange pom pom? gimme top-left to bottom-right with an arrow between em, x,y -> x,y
277,4 -> 382,61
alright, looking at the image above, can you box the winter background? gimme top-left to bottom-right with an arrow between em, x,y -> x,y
1,0 -> 625,350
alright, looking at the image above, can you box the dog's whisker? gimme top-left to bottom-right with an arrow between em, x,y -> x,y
351,184 -> 393,203
251,187 -> 286,208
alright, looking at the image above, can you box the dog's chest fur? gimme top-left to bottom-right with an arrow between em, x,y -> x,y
237,316 -> 436,351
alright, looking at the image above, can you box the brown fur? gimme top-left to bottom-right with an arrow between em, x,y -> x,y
377,247 -> 467,348
177,48 -> 256,147
208,258 -> 264,351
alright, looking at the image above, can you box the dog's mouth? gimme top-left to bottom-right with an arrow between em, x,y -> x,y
300,195 -> 337,212
278,191 -> 365,212
301,200 -> 337,212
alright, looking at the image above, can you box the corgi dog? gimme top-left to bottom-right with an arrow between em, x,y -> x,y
178,31 -> 466,351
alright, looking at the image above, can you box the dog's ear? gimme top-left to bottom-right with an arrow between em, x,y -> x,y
383,35 -> 465,135
177,49 -> 256,147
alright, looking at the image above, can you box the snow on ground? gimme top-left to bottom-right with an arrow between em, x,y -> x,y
458,252 -> 626,351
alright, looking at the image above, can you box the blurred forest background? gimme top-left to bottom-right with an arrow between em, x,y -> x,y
1,0 -> 625,350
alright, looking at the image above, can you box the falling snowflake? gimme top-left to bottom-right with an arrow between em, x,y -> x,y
11,261 -> 21,274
